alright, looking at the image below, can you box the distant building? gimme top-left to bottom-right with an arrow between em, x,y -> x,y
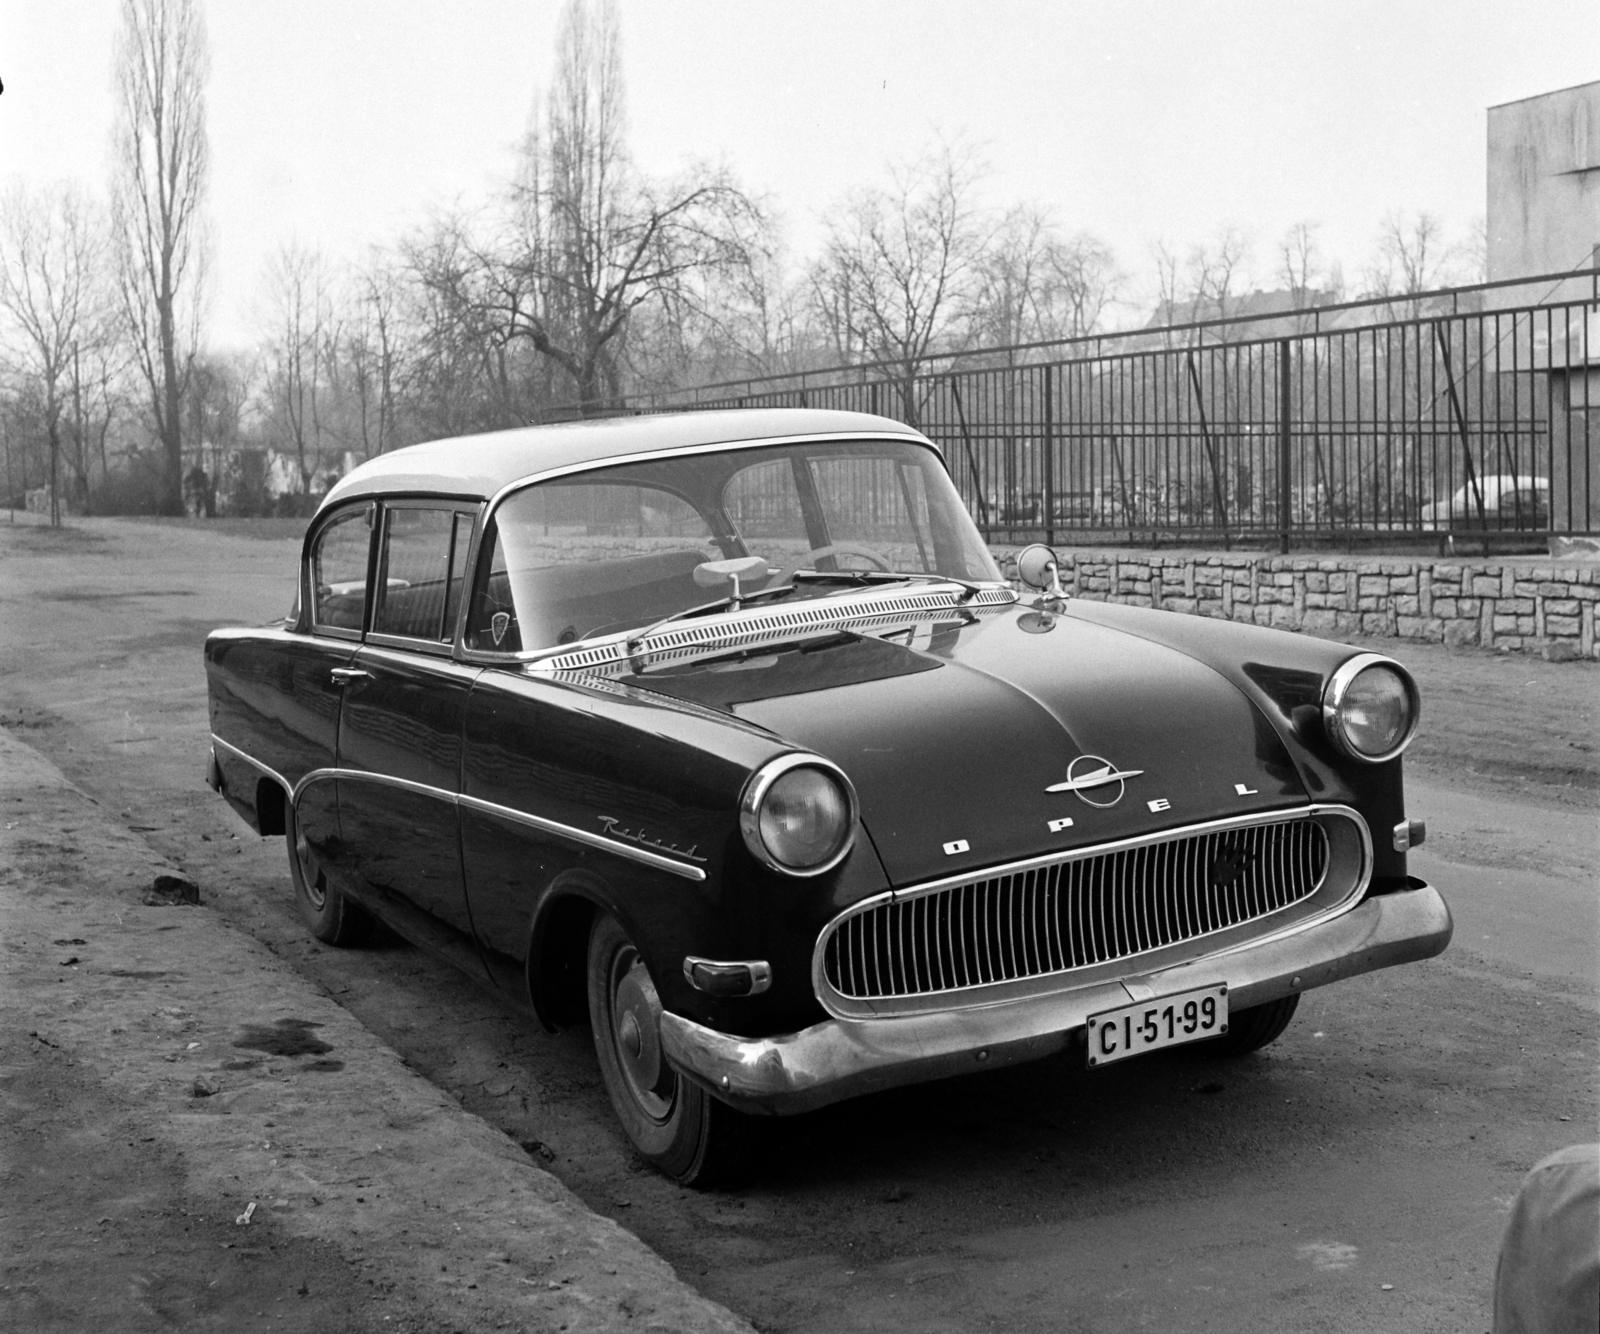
1486,80 -> 1599,297
1145,287 -> 1343,337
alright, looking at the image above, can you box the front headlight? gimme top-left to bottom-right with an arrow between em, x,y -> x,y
1322,654 -> 1420,763
739,755 -> 857,876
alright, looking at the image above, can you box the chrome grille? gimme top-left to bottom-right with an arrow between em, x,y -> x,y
822,816 -> 1328,1003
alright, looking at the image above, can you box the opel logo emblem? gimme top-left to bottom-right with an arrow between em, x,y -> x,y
1045,754 -> 1145,808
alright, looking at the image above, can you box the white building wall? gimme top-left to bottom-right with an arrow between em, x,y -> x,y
1487,81 -> 1600,298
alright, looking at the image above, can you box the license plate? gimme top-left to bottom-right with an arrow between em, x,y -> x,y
1085,984 -> 1229,1067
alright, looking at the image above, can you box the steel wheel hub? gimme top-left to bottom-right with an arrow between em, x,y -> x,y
612,954 -> 674,1119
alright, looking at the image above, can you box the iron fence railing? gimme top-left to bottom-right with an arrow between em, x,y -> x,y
540,270 -> 1600,547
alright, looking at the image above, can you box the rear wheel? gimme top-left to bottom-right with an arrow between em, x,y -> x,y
586,913 -> 751,1186
1208,994 -> 1299,1056
284,800 -> 371,947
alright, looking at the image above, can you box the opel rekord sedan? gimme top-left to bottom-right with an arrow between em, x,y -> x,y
205,409 -> 1452,1183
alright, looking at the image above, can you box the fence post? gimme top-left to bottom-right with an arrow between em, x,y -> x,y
1278,339 -> 1292,555
1042,365 -> 1055,547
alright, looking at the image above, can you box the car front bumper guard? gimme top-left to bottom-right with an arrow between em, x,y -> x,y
659,881 -> 1452,1116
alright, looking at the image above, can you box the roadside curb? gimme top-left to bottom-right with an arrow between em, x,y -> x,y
0,726 -> 754,1333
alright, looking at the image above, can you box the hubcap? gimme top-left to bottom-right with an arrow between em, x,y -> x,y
610,950 -> 674,1121
295,829 -> 326,909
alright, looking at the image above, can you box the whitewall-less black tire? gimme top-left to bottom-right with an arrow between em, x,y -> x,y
586,913 -> 750,1186
284,801 -> 372,947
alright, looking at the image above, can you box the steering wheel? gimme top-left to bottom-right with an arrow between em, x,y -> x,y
777,542 -> 895,586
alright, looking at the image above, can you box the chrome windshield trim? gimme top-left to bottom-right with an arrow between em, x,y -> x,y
211,734 -> 290,794
481,429 -> 930,517
526,584 -> 1016,675
280,763 -> 707,882
809,803 -> 1372,1019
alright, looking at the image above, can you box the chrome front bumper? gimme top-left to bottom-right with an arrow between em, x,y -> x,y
659,881 -> 1452,1116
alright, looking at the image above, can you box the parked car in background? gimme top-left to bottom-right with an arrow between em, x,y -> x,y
1419,474 -> 1550,530
204,408 -> 1452,1183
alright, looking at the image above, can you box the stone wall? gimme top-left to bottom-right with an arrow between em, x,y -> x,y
993,548 -> 1600,661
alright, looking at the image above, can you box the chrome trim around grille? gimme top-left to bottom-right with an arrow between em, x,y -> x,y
811,805 -> 1371,1019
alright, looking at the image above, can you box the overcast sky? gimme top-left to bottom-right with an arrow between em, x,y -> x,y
2,0 -> 1595,349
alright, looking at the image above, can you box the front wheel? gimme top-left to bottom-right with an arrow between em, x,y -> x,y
586,914 -> 751,1186
284,800 -> 372,947
1207,993 -> 1299,1056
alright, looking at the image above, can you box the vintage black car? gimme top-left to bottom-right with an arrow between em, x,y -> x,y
205,408 -> 1452,1183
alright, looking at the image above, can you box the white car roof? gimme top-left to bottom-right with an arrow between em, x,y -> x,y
319,409 -> 925,512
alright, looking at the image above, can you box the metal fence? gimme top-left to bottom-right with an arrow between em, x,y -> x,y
553,270 -> 1600,548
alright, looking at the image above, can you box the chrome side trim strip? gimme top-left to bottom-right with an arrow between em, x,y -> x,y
455,790 -> 707,882
211,736 -> 706,881
210,734 -> 290,795
280,763 -> 708,883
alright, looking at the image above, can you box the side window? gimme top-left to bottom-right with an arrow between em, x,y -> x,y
311,504 -> 375,632
372,507 -> 473,643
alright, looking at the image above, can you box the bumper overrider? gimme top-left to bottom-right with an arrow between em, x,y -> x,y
660,880 -> 1452,1116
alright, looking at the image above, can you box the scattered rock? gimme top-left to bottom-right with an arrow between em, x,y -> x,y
144,874 -> 200,906
192,1075 -> 222,1098
520,1139 -> 557,1163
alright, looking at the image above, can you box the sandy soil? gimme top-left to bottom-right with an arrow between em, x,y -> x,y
1,512 -> 1595,1333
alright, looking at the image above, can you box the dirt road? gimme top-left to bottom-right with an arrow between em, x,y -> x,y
2,514 -> 1595,1333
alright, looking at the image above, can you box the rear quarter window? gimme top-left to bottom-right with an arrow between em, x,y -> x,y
311,503 -> 375,632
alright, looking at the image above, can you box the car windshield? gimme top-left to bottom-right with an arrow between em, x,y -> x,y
466,439 -> 1001,653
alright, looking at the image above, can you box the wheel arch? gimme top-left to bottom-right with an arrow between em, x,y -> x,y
525,873 -> 609,1033
256,777 -> 288,837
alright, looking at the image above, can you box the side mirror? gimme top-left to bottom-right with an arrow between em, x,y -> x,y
1015,544 -> 1067,599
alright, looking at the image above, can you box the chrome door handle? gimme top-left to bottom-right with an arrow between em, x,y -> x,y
329,667 -> 372,685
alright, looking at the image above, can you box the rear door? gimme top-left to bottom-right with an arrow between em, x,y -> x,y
235,501 -> 375,863
335,503 -> 488,979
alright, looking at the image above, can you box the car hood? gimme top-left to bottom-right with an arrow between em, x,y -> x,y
612,603 -> 1309,887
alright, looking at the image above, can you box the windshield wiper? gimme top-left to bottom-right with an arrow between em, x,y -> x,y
622,581 -> 804,654
792,569 -> 987,602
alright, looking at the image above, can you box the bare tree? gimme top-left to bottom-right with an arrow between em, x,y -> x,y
810,140 -> 989,424
342,260 -> 404,457
1365,211 -> 1453,296
111,0 -> 210,516
968,206 -> 1120,352
1188,226 -> 1251,325
63,299 -> 127,512
0,182 -> 104,525
1149,240 -> 1185,344
1278,222 -> 1325,305
421,0 -> 766,415
260,243 -> 334,497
